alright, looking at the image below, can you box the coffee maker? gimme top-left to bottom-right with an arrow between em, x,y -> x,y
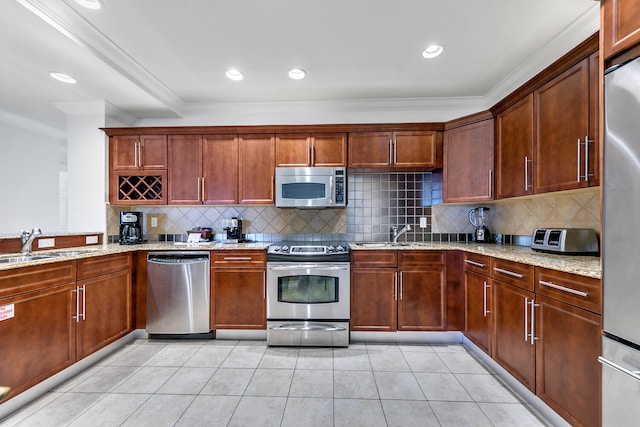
222,217 -> 242,243
119,211 -> 143,245
468,207 -> 492,243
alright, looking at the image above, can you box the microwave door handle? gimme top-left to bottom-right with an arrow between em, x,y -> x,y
329,176 -> 334,206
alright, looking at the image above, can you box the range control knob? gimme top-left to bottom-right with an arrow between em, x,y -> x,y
336,245 -> 345,252
327,245 -> 335,252
272,246 -> 281,252
281,245 -> 290,252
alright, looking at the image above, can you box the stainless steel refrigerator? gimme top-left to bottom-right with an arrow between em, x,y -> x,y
601,55 -> 640,425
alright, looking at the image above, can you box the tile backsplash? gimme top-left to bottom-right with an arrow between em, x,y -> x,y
107,174 -> 600,243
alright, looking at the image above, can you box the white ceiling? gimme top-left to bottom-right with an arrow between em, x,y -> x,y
0,0 -> 599,135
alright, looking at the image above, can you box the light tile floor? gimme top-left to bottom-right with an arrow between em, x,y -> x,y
0,340 -> 551,427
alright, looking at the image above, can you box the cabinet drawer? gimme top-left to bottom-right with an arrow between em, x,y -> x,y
0,261 -> 76,298
463,252 -> 490,275
77,253 -> 132,279
535,268 -> 601,314
212,250 -> 266,266
398,250 -> 445,266
350,250 -> 397,268
490,258 -> 534,291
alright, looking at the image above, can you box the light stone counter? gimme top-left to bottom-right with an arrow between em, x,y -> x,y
349,242 -> 601,279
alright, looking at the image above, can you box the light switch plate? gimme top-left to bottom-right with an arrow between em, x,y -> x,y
86,235 -> 99,244
151,216 -> 158,227
37,238 -> 55,248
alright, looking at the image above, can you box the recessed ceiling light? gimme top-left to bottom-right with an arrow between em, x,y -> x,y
50,72 -> 77,84
73,0 -> 103,10
226,69 -> 244,81
422,44 -> 443,59
288,68 -> 306,80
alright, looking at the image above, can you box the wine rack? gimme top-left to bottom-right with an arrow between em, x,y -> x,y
110,172 -> 167,204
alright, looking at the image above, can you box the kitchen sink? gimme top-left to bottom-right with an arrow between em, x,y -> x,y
45,251 -> 84,257
353,242 -> 420,248
0,255 -> 55,264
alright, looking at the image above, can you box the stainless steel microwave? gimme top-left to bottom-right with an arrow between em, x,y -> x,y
275,167 -> 346,208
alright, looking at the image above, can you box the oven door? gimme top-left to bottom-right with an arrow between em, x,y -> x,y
266,262 -> 350,320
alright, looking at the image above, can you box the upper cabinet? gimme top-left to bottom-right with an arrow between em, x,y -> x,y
239,134 -> 275,204
534,56 -> 598,193
495,95 -> 534,199
276,133 -> 347,167
348,131 -> 440,168
443,118 -> 494,203
603,0 -> 640,60
168,135 -> 203,204
110,135 -> 167,171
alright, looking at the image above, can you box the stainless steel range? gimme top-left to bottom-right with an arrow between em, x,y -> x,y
266,241 -> 350,347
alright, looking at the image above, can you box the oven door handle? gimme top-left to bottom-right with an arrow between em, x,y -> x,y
268,265 -> 349,271
269,323 -> 347,332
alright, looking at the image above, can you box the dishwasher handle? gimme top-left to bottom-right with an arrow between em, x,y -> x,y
148,252 -> 210,263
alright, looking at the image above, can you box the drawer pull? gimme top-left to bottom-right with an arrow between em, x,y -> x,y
464,259 -> 486,267
223,257 -> 253,261
539,280 -> 588,297
493,267 -> 523,278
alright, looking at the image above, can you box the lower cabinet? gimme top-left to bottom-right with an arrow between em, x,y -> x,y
211,250 -> 266,329
350,250 -> 447,332
463,253 -> 492,355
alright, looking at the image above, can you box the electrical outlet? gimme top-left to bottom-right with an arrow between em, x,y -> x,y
419,217 -> 427,228
151,216 -> 158,228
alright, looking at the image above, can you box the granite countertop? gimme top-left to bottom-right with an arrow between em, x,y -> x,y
349,242 -> 601,279
0,240 -> 601,279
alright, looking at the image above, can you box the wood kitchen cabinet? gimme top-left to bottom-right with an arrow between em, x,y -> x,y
534,57 -> 598,193
211,250 -> 266,329
443,118 -> 494,203
75,253 -> 133,360
490,258 -> 536,391
350,250 -> 447,332
238,135 -> 275,204
0,262 -> 76,398
276,133 -> 347,167
602,0 -> 640,60
168,135 -> 203,204
348,131 -> 440,168
495,95 -> 534,199
203,135 -> 239,204
110,135 -> 167,171
463,253 -> 492,355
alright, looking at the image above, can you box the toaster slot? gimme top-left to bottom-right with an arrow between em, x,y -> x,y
533,229 -> 547,245
547,230 -> 563,247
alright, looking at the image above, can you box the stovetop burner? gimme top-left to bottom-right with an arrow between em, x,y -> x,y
266,241 -> 350,262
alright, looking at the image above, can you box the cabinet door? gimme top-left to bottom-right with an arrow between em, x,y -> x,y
534,59 -> 589,193
212,268 -> 266,329
203,135 -> 238,204
312,133 -> 347,167
168,135 -> 203,204
443,120 -> 494,202
76,269 -> 132,360
603,0 -> 640,59
536,295 -> 601,427
398,266 -> 446,330
0,284 -> 75,397
587,51 -> 600,187
348,132 -> 392,167
275,134 -> 312,167
350,268 -> 397,331
393,131 -> 438,168
140,135 -> 168,170
111,135 -> 140,171
464,270 -> 491,355
495,95 -> 534,199
238,135 -> 275,204
492,281 -> 536,391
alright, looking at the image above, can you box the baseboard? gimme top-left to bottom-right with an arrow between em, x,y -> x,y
350,330 -> 464,344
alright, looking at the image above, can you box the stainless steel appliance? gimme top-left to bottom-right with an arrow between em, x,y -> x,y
146,252 -> 212,338
531,228 -> 599,255
222,217 -> 243,243
119,211 -> 143,245
468,207 -> 492,242
600,55 -> 640,425
275,167 -> 346,208
266,241 -> 350,346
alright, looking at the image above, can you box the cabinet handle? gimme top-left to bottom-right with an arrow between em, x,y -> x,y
73,286 -> 81,323
464,259 -> 486,268
493,267 -> 523,278
399,271 -> 403,300
585,135 -> 592,180
488,169 -> 493,199
201,177 -> 206,201
483,281 -> 490,317
524,297 -> 529,342
577,138 -> 582,182
133,142 -> 138,168
538,280 -> 588,297
137,142 -> 142,167
311,141 -> 315,166
307,139 -> 311,166
81,285 -> 86,321
196,177 -> 201,202
394,272 -> 398,300
529,298 -> 539,345
393,139 -> 397,165
524,156 -> 533,191
389,138 -> 393,164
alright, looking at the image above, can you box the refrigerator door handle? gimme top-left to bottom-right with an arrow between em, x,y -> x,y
598,356 -> 640,381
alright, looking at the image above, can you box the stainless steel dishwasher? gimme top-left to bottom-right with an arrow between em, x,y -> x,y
146,252 -> 212,338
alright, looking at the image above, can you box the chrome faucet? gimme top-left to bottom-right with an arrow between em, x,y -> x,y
20,228 -> 42,254
391,224 -> 412,244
